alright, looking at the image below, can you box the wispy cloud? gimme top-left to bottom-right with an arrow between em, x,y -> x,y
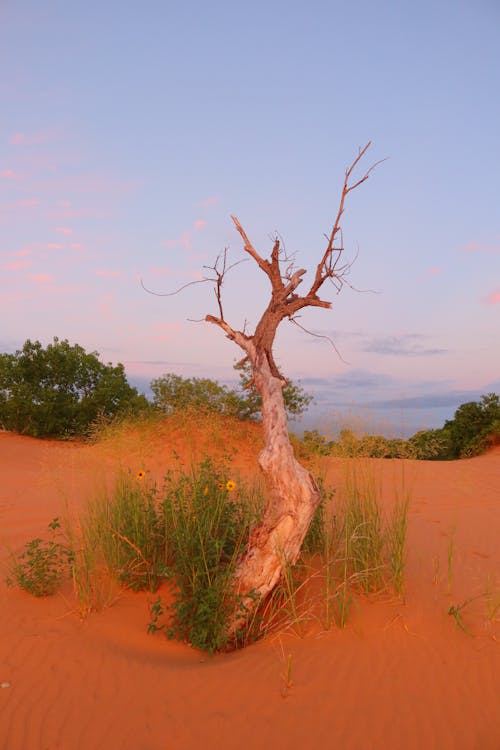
196,197 -> 218,207
55,226 -> 73,235
3,259 -> 33,271
29,273 -> 54,284
0,170 -> 19,179
9,131 -> 52,146
46,243 -> 65,250
459,237 -> 500,254
484,289 -> 500,305
363,333 -> 446,357
194,219 -> 206,229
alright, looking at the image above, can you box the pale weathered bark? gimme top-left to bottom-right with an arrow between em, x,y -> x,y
203,143 -> 379,643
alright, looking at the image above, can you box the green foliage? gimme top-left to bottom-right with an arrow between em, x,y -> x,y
150,373 -> 248,419
444,393 -> 500,458
407,428 -> 453,460
300,393 -> 500,461
234,359 -> 313,420
302,428 -> 410,459
159,458 -> 261,653
83,471 -> 167,593
6,518 -> 72,597
151,364 -> 312,423
7,454 -> 411,649
0,337 -> 148,438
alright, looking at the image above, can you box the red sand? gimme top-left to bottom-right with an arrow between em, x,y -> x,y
1,431 -> 499,750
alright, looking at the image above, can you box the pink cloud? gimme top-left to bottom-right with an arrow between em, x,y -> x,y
71,243 -> 84,250
13,248 -> 33,257
195,219 -> 206,230
57,200 -> 72,208
55,226 -> 73,235
197,197 -> 218,207
484,289 -> 500,305
46,243 -> 65,250
29,273 -> 54,284
0,169 -> 18,179
182,231 -> 192,250
3,259 -> 33,271
9,131 -> 54,146
460,239 -> 500,254
427,266 -> 442,276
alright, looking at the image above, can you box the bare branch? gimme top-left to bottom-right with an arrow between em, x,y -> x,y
140,276 -> 212,297
231,215 -> 270,275
308,142 -> 383,298
288,317 -> 350,364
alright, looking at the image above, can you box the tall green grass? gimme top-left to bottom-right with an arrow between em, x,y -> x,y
7,456 -> 410,651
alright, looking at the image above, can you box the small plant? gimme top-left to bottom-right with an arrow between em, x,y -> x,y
147,595 -> 167,634
159,457 -> 261,653
278,641 -> 293,698
447,594 -> 483,636
387,494 -> 410,596
6,518 -> 72,597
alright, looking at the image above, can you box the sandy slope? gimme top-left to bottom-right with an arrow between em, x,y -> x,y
0,430 -> 499,750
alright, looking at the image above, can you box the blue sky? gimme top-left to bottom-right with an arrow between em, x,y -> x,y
1,0 -> 499,436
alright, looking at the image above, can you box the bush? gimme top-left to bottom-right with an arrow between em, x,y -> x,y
151,364 -> 312,423
407,428 -> 453,460
444,393 -> 500,458
150,373 -> 248,419
6,518 -> 72,596
0,337 -> 148,438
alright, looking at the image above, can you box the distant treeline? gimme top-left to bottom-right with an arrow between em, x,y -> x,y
302,392 -> 500,460
1,337 -> 499,459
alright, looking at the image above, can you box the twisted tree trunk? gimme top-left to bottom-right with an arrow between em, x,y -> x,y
227,353 -> 321,638
201,143 -> 378,644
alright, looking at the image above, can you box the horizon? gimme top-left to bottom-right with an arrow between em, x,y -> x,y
1,1 -> 499,434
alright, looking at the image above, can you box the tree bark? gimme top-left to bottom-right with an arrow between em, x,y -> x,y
227,351 -> 321,641
201,144 -> 378,645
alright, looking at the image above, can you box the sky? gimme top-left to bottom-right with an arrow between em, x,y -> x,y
1,0 -> 499,437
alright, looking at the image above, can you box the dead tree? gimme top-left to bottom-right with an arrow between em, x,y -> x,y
198,142 -> 381,641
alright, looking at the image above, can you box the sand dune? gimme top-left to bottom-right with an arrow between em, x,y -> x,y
1,430 -> 499,750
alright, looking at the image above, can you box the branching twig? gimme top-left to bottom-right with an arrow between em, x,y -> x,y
289,317 -> 350,364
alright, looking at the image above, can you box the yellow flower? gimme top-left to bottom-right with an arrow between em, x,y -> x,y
203,486 -> 209,496
136,469 -> 146,481
226,480 -> 236,492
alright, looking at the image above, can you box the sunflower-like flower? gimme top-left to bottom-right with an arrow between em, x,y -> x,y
226,480 -> 236,492
136,469 -> 146,481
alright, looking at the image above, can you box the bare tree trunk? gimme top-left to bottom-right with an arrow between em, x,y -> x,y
227,353 -> 321,640
173,142 -> 379,646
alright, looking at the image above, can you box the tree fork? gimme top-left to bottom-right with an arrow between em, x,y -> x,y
202,143 -> 379,644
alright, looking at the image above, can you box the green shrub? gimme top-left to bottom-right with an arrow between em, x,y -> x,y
0,337 -> 148,438
6,518 -> 72,596
159,458 -> 261,653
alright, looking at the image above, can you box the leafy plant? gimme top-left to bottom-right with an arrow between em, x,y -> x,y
0,337 -> 148,438
151,365 -> 312,423
6,518 -> 72,596
158,458 -> 261,653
